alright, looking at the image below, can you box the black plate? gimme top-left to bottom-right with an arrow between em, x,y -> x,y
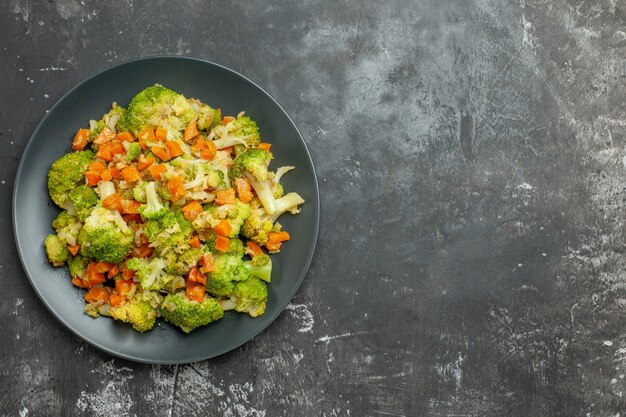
12,56 -> 319,364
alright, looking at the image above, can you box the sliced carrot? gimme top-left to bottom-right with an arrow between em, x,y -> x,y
199,253 -> 215,273
109,167 -> 121,179
189,235 -> 201,248
93,261 -> 115,273
84,262 -> 106,287
71,276 -> 88,288
152,146 -> 171,162
94,127 -> 116,145
200,141 -> 217,160
72,128 -> 90,151
268,231 -> 290,244
96,143 -> 113,161
110,141 -> 126,156
131,244 -> 153,259
67,244 -> 80,256
186,280 -> 205,302
222,116 -> 235,126
265,242 -> 282,252
181,200 -> 203,221
184,120 -> 199,142
84,287 -> 111,304
108,265 -> 120,278
215,236 -> 230,252
187,266 -> 207,285
103,193 -> 123,212
100,169 -> 113,181
257,142 -> 272,152
109,293 -> 126,307
88,161 -> 107,173
122,263 -> 136,279
213,219 -> 232,237
137,155 -> 155,170
148,164 -> 167,181
123,213 -> 142,223
121,199 -> 141,214
215,188 -> 236,205
121,166 -> 141,182
246,241 -> 263,257
115,279 -> 134,296
235,177 -> 253,203
155,126 -> 168,141
167,176 -> 185,202
85,171 -> 101,186
191,137 -> 208,152
116,131 -> 135,142
165,141 -> 184,158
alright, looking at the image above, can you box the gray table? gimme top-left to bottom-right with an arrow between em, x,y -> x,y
2,1 -> 625,416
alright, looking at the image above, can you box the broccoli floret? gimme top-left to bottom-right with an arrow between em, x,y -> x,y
188,98 -> 221,131
68,254 -> 89,278
123,84 -> 196,135
68,185 -> 98,221
192,201 -> 250,237
125,142 -> 141,161
109,293 -> 158,332
125,257 -> 175,291
229,149 -> 272,182
52,211 -> 78,232
133,182 -> 148,203
138,182 -> 168,220
243,255 -> 272,282
78,207 -> 133,263
211,116 -> 260,150
93,103 -> 127,134
205,254 -> 249,297
233,277 -> 268,317
47,150 -> 94,207
160,292 -> 224,333
163,247 -> 204,276
45,234 -> 69,266
143,210 -> 193,253
241,194 -> 304,245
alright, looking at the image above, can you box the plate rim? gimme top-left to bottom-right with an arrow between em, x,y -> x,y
12,55 -> 320,364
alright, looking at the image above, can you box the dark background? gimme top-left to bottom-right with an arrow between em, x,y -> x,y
2,1 -> 626,416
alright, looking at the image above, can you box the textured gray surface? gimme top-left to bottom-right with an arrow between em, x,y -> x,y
2,0 -> 626,416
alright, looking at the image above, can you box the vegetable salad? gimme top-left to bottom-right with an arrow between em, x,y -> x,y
45,84 -> 304,333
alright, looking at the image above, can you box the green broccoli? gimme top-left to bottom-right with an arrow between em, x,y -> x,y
192,201 -> 250,237
132,182 -> 148,203
45,234 -> 69,266
78,207 -> 133,263
160,292 -> 224,333
68,185 -> 98,221
211,116 -> 260,150
241,194 -> 304,245
125,257 -> 175,291
52,211 -> 78,232
205,254 -> 249,297
229,149 -> 272,182
233,277 -> 268,317
125,142 -> 141,162
123,84 -> 196,135
138,181 -> 169,220
188,98 -> 221,131
163,247 -> 204,276
243,255 -> 272,282
143,210 -> 193,251
47,150 -> 94,208
68,254 -> 89,278
109,293 -> 158,332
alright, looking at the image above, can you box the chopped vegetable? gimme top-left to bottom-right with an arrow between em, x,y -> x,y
45,84 -> 304,333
